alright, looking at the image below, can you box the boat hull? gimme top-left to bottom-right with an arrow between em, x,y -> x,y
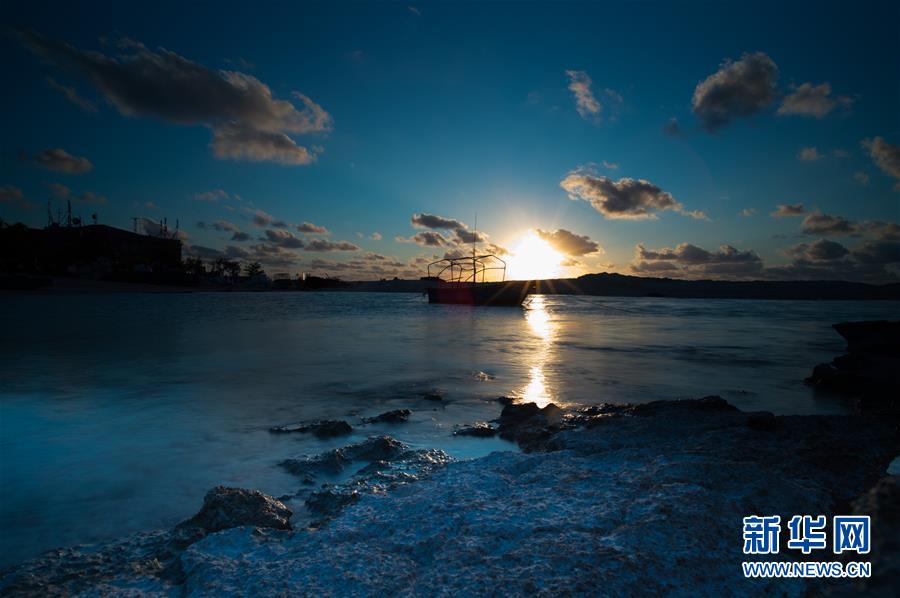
427,280 -> 531,306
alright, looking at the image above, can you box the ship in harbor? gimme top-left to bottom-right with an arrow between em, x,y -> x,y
425,252 -> 531,306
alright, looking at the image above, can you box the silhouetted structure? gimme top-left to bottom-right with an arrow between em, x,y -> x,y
0,223 -> 182,281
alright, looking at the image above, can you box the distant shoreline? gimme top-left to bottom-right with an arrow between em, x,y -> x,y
4,273 -> 900,301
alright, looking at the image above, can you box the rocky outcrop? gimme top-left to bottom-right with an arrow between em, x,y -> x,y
177,486 -> 292,534
4,399 -> 897,596
0,487 -> 293,596
269,419 -> 353,437
805,321 -> 900,414
453,422 -> 497,437
362,409 -> 412,424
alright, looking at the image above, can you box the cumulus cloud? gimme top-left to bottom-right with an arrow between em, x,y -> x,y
47,183 -> 71,199
264,228 -> 305,248
739,208 -> 757,217
797,147 -> 822,161
862,137 -> 900,190
770,203 -> 805,218
211,122 -> 317,165
249,209 -> 287,228
0,185 -> 24,202
801,211 -> 858,236
535,229 -> 602,256
777,82 -> 851,118
560,171 -> 700,220
396,231 -> 447,247
46,77 -> 96,112
854,171 -> 870,186
784,238 -> 850,262
411,213 -> 466,230
632,242 -> 764,277
296,222 -> 329,234
17,30 -> 331,166
198,219 -> 248,241
371,232 -> 382,240
304,239 -> 360,252
34,148 -> 93,173
692,52 -> 778,132
565,70 -> 601,120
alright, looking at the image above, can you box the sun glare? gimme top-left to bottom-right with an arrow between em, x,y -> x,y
506,232 -> 563,280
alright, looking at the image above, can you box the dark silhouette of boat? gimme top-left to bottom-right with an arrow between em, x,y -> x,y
425,252 -> 531,306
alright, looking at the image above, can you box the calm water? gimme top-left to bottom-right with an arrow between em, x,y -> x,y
1,292 -> 898,568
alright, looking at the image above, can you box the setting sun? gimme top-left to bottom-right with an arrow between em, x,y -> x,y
506,232 -> 564,280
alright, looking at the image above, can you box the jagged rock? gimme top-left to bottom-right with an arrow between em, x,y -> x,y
497,401 -> 566,449
453,422 -> 497,437
422,391 -> 444,401
342,436 -> 408,461
269,420 -> 353,438
363,409 -> 412,424
472,371 -> 495,381
177,399 -> 898,596
177,486 -> 292,533
805,321 -> 900,414
280,450 -> 351,478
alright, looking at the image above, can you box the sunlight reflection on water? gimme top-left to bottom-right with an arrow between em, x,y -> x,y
520,295 -> 556,407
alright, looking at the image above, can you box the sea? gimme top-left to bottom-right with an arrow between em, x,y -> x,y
1,291 -> 898,568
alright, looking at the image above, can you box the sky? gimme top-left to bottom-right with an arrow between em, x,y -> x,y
1,0 -> 899,282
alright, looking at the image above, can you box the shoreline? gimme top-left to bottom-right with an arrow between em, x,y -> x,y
3,274 -> 900,300
2,396 -> 897,595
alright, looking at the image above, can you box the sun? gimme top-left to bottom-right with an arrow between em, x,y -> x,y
506,232 -> 563,280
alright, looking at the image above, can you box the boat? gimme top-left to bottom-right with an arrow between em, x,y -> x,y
425,252 -> 531,306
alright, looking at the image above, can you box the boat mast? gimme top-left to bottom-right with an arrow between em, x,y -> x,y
472,213 -> 477,283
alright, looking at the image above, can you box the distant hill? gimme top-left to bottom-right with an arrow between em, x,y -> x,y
346,273 -> 900,300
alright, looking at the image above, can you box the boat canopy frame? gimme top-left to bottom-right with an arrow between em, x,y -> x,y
427,253 -> 507,284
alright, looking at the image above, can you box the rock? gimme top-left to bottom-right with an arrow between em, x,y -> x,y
306,487 -> 360,518
847,476 -> 900,593
363,409 -> 412,424
497,402 -> 566,450
177,486 -> 292,533
269,420 -> 353,438
630,395 -> 736,417
423,391 -> 444,401
745,411 -> 778,431
453,422 -> 497,437
176,400 -> 898,596
343,435 -> 409,461
472,371 -> 495,381
280,450 -> 351,478
805,321 -> 900,414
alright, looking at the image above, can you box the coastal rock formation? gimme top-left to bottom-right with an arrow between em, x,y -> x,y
269,419 -> 353,437
805,321 -> 900,414
3,399 -> 897,595
177,486 -> 293,534
453,422 -> 497,437
0,487 -> 294,596
362,409 -> 412,424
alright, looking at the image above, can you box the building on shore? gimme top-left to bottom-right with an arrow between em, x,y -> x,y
0,222 -> 183,281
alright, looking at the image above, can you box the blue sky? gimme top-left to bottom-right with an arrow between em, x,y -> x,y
2,1 -> 898,281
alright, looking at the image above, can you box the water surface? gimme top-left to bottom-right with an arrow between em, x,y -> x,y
1,292 -> 897,568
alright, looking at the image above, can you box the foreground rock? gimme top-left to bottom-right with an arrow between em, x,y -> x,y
453,422 -> 497,437
805,320 -> 900,414
3,399 -> 897,595
0,487 -> 293,596
269,419 -> 353,437
362,409 -> 412,424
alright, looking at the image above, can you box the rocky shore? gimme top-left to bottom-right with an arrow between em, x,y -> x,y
2,397 -> 897,596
